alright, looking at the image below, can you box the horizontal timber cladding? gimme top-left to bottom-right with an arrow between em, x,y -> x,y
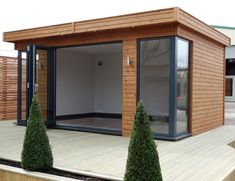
0,57 -> 26,120
14,24 -> 178,50
178,25 -> 225,135
4,8 -> 177,42
177,8 -> 229,45
37,50 -> 48,121
122,39 -> 137,136
4,8 -> 229,46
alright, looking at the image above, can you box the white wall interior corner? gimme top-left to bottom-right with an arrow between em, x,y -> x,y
56,43 -> 122,116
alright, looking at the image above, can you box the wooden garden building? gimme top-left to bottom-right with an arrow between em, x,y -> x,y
3,7 -> 230,140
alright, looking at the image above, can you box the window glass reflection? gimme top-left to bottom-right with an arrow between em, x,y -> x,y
140,38 -> 170,135
176,38 -> 189,134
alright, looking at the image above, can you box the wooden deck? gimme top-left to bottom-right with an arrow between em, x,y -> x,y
1,120 -> 235,180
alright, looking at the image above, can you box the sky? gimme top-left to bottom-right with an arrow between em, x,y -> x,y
0,0 -> 234,57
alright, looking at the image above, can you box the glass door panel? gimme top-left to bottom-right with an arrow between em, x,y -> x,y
139,38 -> 170,135
226,78 -> 233,96
24,45 -> 56,125
225,76 -> 235,101
16,51 -> 27,124
225,59 -> 235,101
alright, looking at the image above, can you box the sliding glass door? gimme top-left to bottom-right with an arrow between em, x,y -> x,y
17,51 -> 27,125
17,45 -> 56,126
138,36 -> 190,140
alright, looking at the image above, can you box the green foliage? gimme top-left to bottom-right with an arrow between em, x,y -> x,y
124,102 -> 163,181
21,94 -> 53,171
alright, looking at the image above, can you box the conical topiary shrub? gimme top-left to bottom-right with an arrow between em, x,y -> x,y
124,102 -> 163,181
21,94 -> 53,171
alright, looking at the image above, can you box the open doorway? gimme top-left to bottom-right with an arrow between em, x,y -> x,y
55,42 -> 122,135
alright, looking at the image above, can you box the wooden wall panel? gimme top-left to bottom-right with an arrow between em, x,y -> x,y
21,60 -> 27,120
0,57 -> 26,120
37,51 -> 48,121
4,23 -> 73,42
178,25 -> 225,135
15,24 -> 177,50
122,39 -> 137,136
226,78 -> 232,96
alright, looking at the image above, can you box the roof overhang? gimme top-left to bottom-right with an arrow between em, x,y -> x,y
3,7 -> 230,46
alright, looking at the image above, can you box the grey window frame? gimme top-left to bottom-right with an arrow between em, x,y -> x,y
137,36 -> 191,141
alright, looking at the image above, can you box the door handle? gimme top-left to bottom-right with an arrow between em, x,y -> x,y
35,83 -> 39,93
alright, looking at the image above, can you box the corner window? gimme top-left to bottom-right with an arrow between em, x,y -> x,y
139,38 -> 170,135
138,36 -> 190,139
176,38 -> 189,134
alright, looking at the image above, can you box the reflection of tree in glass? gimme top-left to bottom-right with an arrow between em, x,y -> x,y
178,57 -> 188,69
141,39 -> 170,65
177,70 -> 187,82
177,70 -> 188,111
177,39 -> 189,69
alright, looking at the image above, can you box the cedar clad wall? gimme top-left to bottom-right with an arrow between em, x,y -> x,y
0,57 -> 26,120
122,39 -> 137,136
178,25 -> 225,135
38,50 -> 48,121
177,8 -> 226,135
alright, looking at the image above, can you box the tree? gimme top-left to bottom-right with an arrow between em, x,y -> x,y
21,94 -> 53,171
124,102 -> 163,181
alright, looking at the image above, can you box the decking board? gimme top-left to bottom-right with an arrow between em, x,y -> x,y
1,121 -> 235,180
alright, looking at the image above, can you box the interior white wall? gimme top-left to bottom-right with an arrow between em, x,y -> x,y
56,50 -> 94,116
56,46 -> 122,116
94,53 -> 122,113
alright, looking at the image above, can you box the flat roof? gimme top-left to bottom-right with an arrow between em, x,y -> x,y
3,7 -> 230,46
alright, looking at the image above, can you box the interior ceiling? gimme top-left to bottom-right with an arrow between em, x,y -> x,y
60,43 -> 122,55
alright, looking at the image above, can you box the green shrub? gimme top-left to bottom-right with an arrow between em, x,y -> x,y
21,94 -> 53,171
124,102 -> 163,181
